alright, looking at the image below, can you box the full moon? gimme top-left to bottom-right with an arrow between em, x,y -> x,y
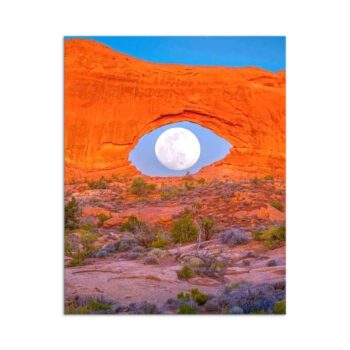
155,127 -> 201,170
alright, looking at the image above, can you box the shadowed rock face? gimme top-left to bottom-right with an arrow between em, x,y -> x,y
65,39 -> 285,181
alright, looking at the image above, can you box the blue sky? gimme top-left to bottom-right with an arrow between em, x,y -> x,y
129,122 -> 232,177
66,36 -> 286,72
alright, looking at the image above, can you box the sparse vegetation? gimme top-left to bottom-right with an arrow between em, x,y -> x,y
264,175 -> 274,181
64,197 -> 80,230
178,288 -> 208,305
87,176 -> 108,189
252,226 -> 286,249
66,230 -> 99,267
97,213 -> 110,227
184,180 -> 195,191
151,234 -> 168,249
219,228 -> 250,246
171,211 -> 198,243
273,300 -> 286,314
160,184 -> 179,200
251,176 -> 260,185
178,302 -> 198,314
176,265 -> 195,280
271,199 -> 284,212
65,297 -> 111,314
129,177 -> 156,196
200,217 -> 215,241
197,178 -> 206,185
120,215 -> 148,233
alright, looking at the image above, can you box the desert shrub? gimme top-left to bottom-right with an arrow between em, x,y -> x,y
67,230 -> 99,266
171,212 -> 198,243
65,297 -> 111,314
178,302 -> 198,314
129,177 -> 156,196
273,300 -> 286,314
128,301 -> 160,314
251,176 -> 260,185
264,175 -> 274,181
271,199 -> 284,211
201,217 -> 215,241
219,228 -> 250,246
97,213 -> 110,227
120,216 -> 155,247
64,197 -> 80,230
144,255 -> 159,265
262,226 -> 286,249
197,178 -> 206,185
184,180 -> 195,191
87,176 -> 108,189
251,230 -> 264,241
189,288 -> 208,305
252,226 -> 286,249
151,235 -> 168,249
80,231 -> 99,253
176,265 -> 195,280
80,223 -> 97,231
67,251 -> 86,267
177,288 -> 208,305
160,185 -> 178,200
120,215 -> 147,233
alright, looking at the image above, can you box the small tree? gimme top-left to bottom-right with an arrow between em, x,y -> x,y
64,197 -> 80,230
171,211 -> 198,243
201,217 -> 214,241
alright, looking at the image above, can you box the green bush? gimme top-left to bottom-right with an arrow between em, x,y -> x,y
87,176 -> 108,189
67,250 -> 86,267
67,230 -> 99,267
178,302 -> 198,314
171,212 -> 198,243
64,197 -> 80,230
271,199 -> 284,212
65,298 -> 111,314
177,288 -> 207,305
176,265 -> 195,280
80,231 -> 99,253
151,235 -> 168,249
190,288 -> 208,305
251,230 -> 264,241
97,213 -> 110,227
120,215 -> 148,233
252,226 -> 286,249
129,177 -> 156,195
264,175 -> 274,180
273,300 -> 286,314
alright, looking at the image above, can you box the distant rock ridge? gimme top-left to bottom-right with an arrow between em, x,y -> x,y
65,39 -> 285,181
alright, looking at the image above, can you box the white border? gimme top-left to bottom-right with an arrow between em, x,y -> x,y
1,1 -> 350,349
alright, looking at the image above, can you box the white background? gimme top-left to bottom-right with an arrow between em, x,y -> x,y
0,0 -> 349,349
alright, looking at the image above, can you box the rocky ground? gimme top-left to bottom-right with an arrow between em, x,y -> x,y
64,175 -> 286,314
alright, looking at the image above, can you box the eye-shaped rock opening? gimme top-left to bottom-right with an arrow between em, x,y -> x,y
129,121 -> 232,177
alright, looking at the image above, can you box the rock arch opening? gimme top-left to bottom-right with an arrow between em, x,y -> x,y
129,121 -> 232,177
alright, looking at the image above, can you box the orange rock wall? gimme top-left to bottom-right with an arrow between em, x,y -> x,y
65,39 -> 285,181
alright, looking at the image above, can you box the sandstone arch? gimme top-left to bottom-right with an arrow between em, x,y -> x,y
65,39 -> 285,181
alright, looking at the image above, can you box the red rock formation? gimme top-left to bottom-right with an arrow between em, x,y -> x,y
65,39 -> 285,181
